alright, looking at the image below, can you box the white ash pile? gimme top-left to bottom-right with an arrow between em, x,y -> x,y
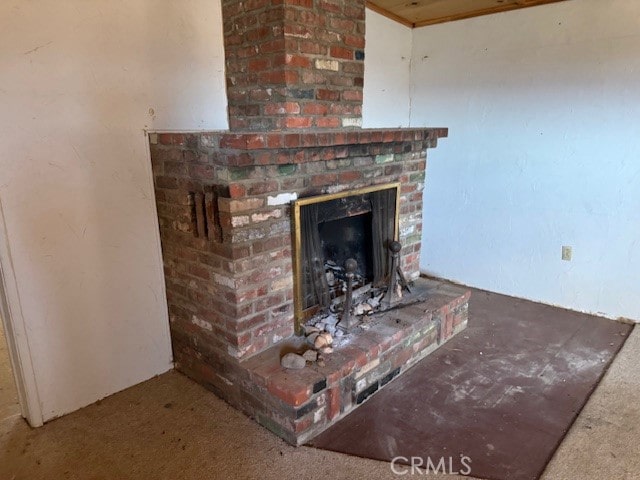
281,289 -> 386,370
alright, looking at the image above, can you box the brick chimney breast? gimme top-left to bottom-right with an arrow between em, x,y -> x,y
222,0 -> 366,131
149,0 -> 453,449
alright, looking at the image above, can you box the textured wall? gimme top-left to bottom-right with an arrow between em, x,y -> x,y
0,0 -> 228,421
362,9 -> 412,128
412,0 -> 640,320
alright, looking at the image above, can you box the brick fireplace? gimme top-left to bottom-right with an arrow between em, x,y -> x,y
149,0 -> 470,445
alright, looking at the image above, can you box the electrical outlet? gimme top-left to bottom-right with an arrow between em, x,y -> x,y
562,246 -> 572,261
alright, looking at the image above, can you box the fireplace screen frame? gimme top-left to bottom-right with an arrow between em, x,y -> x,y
291,182 -> 401,331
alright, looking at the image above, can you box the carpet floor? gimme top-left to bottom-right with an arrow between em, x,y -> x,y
309,286 -> 633,480
0,321 -> 21,422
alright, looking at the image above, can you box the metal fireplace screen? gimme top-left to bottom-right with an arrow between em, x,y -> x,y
292,183 -> 400,329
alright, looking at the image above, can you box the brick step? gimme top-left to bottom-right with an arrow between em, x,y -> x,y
236,278 -> 470,445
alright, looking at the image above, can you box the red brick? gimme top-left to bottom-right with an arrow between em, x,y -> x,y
220,135 -> 247,149
302,103 -> 329,115
286,0 -> 313,8
229,184 -> 246,199
310,173 -> 337,187
391,346 -> 413,370
265,134 -> 283,149
316,117 -> 340,128
294,415 -> 315,433
246,134 -> 266,149
252,235 -> 286,254
318,0 -> 341,13
157,133 -> 187,146
245,26 -> 272,43
444,313 -> 454,339
330,46 -> 353,60
328,17 -> 355,32
188,264 -> 210,280
247,58 -> 271,72
344,34 -> 365,48
155,176 -> 178,189
234,312 -> 268,332
344,4 -> 365,20
301,70 -> 327,85
342,90 -> 363,102
298,40 -> 326,55
267,380 -> 311,407
285,116 -> 312,129
339,171 -> 362,183
284,134 -> 301,148
327,387 -> 341,420
259,38 -> 286,54
264,102 -> 301,115
284,54 -> 311,68
316,89 -> 340,101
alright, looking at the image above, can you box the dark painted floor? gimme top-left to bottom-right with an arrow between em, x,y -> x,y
309,285 -> 633,480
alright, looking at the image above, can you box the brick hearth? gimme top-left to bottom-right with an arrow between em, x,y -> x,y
244,279 -> 469,444
148,0 -> 471,445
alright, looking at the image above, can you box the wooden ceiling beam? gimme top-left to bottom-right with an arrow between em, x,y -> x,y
365,1 -> 415,28
366,0 -> 570,29
413,0 -> 569,28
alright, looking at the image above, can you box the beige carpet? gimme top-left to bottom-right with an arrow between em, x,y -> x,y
542,321 -> 640,479
0,320 -> 20,422
0,317 -> 638,479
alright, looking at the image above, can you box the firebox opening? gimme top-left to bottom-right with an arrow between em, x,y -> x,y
292,183 -> 401,329
319,212 -> 374,297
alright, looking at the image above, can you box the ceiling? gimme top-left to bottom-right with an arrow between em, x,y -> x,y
366,0 -> 569,28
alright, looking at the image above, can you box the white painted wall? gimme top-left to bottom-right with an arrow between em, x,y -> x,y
0,0 -> 416,422
412,0 -> 640,320
0,0 -> 228,421
363,9 -> 412,128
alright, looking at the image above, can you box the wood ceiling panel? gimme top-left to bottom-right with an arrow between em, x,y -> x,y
366,0 -> 569,28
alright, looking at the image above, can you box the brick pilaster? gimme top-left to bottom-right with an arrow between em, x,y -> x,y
222,0 -> 365,131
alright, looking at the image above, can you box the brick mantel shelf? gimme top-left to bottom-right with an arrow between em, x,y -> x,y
155,127 -> 448,166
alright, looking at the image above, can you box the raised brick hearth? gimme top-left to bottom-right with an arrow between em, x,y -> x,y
149,0 -> 471,445
187,278 -> 468,445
